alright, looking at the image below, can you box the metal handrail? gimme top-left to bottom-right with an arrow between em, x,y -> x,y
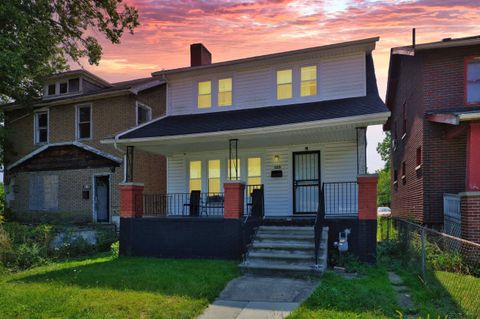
314,184 -> 325,265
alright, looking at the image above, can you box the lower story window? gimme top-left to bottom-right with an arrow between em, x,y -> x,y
228,159 -> 240,180
247,157 -> 262,185
29,175 -> 58,211
208,160 -> 221,193
189,161 -> 202,191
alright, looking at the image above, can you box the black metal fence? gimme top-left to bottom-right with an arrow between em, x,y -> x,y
323,181 -> 358,218
245,184 -> 263,216
144,192 -> 224,217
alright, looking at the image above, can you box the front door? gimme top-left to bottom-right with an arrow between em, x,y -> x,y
94,176 -> 110,222
293,151 -> 320,214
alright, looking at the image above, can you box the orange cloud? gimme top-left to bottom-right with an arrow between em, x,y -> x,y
83,0 -> 480,98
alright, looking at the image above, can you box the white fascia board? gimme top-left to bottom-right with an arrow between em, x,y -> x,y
107,111 -> 390,145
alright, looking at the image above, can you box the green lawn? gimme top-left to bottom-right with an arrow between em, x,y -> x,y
289,267 -> 399,319
0,254 -> 239,319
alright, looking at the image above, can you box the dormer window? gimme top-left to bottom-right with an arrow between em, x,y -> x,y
136,102 -> 152,125
68,78 -> 80,93
59,82 -> 68,94
277,69 -> 292,100
218,78 -> 232,107
301,66 -> 317,96
47,84 -> 56,96
198,81 -> 212,109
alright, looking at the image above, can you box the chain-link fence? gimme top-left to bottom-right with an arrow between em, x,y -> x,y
378,217 -> 480,317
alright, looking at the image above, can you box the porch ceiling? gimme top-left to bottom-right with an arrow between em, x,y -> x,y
115,119 -> 377,156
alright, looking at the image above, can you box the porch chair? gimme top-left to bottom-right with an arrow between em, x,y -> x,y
183,190 -> 201,216
201,194 -> 224,216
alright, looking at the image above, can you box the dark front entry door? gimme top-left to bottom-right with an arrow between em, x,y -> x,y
94,176 -> 110,222
293,151 -> 320,214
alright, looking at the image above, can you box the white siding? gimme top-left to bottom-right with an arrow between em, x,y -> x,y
166,141 -> 358,216
167,51 -> 366,116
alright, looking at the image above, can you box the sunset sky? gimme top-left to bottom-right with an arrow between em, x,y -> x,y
81,0 -> 480,172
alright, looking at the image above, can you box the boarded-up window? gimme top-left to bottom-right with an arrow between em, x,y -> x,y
29,175 -> 59,211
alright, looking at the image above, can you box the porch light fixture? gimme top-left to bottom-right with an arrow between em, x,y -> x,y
274,155 -> 280,163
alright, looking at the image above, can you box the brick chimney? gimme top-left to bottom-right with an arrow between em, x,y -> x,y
190,43 -> 212,67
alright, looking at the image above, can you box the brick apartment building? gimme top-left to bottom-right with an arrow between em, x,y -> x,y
385,35 -> 480,243
2,70 -> 166,224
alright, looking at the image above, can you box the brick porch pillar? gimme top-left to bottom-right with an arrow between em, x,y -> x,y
460,192 -> 480,243
358,174 -> 378,220
120,183 -> 144,218
224,181 -> 245,219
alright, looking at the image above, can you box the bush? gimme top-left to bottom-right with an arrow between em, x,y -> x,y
0,216 -> 12,264
111,241 -> 119,258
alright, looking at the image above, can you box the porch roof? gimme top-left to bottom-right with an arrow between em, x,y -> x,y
426,107 -> 480,125
115,55 -> 388,141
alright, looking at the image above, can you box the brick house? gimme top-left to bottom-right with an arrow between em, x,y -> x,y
2,70 -> 166,224
385,35 -> 480,243
108,38 -> 389,273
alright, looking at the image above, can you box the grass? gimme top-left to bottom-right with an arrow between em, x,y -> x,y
0,254 -> 239,319
289,266 -> 400,319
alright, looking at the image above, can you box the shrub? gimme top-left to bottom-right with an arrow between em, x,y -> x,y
0,217 -> 12,264
111,241 -> 119,258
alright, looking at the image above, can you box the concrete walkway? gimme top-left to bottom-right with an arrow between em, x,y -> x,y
197,275 -> 320,319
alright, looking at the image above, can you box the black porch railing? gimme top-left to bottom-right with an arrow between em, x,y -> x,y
144,192 -> 224,217
323,181 -> 358,218
314,184 -> 326,266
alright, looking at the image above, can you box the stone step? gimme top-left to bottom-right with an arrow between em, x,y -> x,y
252,239 -> 315,250
248,251 -> 315,260
239,261 -> 324,276
258,226 -> 314,232
255,233 -> 314,241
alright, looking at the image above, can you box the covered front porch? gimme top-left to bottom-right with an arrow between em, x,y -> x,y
117,118 -> 377,220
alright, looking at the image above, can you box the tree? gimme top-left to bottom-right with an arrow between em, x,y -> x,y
0,0 -> 139,104
0,0 -> 139,166
376,133 -> 391,207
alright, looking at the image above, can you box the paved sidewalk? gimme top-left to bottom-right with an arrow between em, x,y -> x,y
197,275 -> 320,319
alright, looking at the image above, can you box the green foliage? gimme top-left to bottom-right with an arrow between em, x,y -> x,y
376,132 -> 391,170
1,222 -> 117,270
110,241 -> 119,258
0,0 -> 139,104
377,168 -> 391,207
0,256 -> 239,318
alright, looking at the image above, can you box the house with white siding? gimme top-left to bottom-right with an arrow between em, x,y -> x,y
106,38 -> 390,274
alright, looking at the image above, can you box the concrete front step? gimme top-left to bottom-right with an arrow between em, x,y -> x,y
255,233 -> 314,241
252,241 -> 315,250
258,226 -> 314,233
239,261 -> 323,276
248,251 -> 314,260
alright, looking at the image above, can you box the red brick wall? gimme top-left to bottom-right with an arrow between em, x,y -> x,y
389,46 -> 480,226
389,55 -> 425,223
460,194 -> 480,243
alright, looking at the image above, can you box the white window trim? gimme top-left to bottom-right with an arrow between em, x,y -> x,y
197,80 -> 213,110
217,77 -> 233,107
75,103 -> 93,140
135,101 -> 152,126
299,64 -> 318,98
33,110 -> 49,145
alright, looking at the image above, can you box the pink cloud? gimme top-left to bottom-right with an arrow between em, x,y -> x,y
81,0 -> 480,98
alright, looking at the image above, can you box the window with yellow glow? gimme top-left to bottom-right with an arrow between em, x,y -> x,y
189,161 -> 202,191
301,66 -> 317,97
198,81 -> 211,109
228,159 -> 241,180
208,160 -> 221,193
218,78 -> 232,106
248,158 -> 261,185
277,69 -> 292,100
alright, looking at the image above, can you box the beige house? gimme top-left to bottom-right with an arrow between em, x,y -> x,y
2,70 -> 166,224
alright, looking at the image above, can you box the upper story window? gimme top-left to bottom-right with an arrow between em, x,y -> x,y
68,78 -> 80,93
218,78 -> 232,107
76,104 -> 92,140
136,102 -> 152,125
277,69 -> 292,100
59,81 -> 68,94
198,81 -> 212,109
466,57 -> 480,105
301,66 -> 317,97
416,147 -> 422,168
189,160 -> 202,191
402,102 -> 407,138
47,84 -> 56,96
34,111 -> 49,144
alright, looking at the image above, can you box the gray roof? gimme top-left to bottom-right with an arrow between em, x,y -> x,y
119,54 -> 387,140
